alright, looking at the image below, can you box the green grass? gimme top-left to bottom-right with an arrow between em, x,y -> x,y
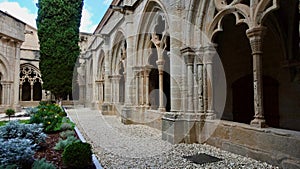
0,120 -> 30,127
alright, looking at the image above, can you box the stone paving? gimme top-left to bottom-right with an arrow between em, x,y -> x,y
67,108 -> 279,169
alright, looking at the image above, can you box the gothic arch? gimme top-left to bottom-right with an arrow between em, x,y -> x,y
207,0 -> 279,41
135,1 -> 171,111
111,31 -> 126,104
136,0 -> 170,65
0,54 -> 9,81
97,50 -> 105,80
111,31 -> 126,75
19,63 -> 43,101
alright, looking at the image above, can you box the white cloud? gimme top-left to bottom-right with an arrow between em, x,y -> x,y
103,0 -> 113,5
80,6 -> 97,33
0,1 -> 37,28
0,1 -> 97,33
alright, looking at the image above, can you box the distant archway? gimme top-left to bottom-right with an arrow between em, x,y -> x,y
20,64 -> 43,101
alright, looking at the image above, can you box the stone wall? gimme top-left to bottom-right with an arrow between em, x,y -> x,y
205,120 -> 300,169
0,10 -> 25,111
0,11 -> 25,42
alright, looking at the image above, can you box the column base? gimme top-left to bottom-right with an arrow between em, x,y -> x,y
162,112 -> 204,144
121,106 -> 134,124
250,118 -> 267,128
206,112 -> 216,120
101,103 -> 114,115
158,107 -> 166,112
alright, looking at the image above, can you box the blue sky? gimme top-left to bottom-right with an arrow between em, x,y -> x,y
0,0 -> 112,33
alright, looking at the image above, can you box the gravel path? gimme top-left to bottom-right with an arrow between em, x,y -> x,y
67,108 -> 279,169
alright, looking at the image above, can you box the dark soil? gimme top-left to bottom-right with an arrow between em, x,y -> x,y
34,133 -> 64,168
34,132 -> 96,169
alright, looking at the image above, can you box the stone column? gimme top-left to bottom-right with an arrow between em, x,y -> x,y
101,35 -> 112,105
115,75 -> 122,103
121,11 -> 135,124
19,84 -> 22,101
144,65 -> 152,107
79,84 -> 85,104
181,47 -> 195,112
203,44 -> 217,119
99,81 -> 104,103
124,11 -> 134,106
133,67 -> 140,106
140,70 -> 144,105
2,82 -> 12,106
14,42 -> 21,109
196,47 -> 204,113
30,82 -> 34,101
246,26 -> 266,128
2,83 -> 6,105
156,59 -> 166,112
111,77 -> 116,103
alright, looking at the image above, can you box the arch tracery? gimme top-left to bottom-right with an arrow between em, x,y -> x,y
19,64 -> 43,101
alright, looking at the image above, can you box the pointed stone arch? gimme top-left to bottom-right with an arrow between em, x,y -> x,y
134,1 -> 171,112
111,31 -> 127,104
19,63 -> 43,101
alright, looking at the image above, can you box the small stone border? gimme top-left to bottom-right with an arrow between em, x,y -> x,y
62,107 -> 103,169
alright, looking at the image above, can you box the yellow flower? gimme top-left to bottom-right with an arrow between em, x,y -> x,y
47,121 -> 51,124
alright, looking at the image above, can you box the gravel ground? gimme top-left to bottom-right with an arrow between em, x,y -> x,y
67,108 -> 279,169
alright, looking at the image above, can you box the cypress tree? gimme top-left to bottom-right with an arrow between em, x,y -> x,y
36,0 -> 83,99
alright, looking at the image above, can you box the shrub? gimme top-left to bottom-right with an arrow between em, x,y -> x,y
62,142 -> 92,168
29,103 -> 66,133
59,130 -> 75,139
60,117 -> 75,131
0,120 -> 46,147
0,164 -> 18,169
54,136 -> 79,151
5,109 -> 15,121
24,107 -> 39,117
0,138 -> 35,168
32,158 -> 56,169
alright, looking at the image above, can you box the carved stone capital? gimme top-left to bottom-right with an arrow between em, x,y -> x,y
203,43 -> 217,64
246,26 -> 267,54
181,47 -> 196,65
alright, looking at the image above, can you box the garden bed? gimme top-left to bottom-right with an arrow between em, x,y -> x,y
0,103 -> 97,169
35,132 -> 96,169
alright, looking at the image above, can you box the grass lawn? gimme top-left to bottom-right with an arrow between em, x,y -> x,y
0,119 -> 30,126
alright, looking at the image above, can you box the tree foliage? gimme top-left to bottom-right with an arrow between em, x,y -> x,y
36,0 -> 83,98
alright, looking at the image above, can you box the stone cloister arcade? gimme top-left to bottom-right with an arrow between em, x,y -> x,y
78,0 -> 299,167
19,64 -> 43,102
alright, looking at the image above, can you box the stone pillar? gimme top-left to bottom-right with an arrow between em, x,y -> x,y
13,42 -> 21,109
144,65 -> 152,107
196,47 -> 204,113
19,84 -> 22,101
115,75 -> 122,103
100,34 -> 113,114
121,10 -> 135,124
30,83 -> 34,101
99,81 -> 104,103
246,26 -> 266,128
181,47 -> 195,112
1,83 -> 5,105
102,35 -> 111,104
140,70 -> 144,105
79,84 -> 85,105
203,44 -> 217,119
156,59 -> 166,112
2,82 -> 12,106
124,11 -> 134,106
133,67 -> 140,106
